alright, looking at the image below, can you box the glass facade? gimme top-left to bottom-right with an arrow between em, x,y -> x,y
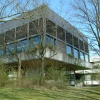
80,52 -> 84,60
46,19 -> 56,36
57,26 -> 65,41
17,39 -> 28,52
66,45 -> 72,55
0,18 -> 89,63
16,24 -> 27,39
73,36 -> 79,48
74,49 -> 79,58
29,36 -> 40,48
5,29 -> 15,43
46,35 -> 55,46
29,18 -> 42,36
84,43 -> 89,53
79,40 -> 84,51
6,43 -> 15,55
85,54 -> 89,62
66,32 -> 72,45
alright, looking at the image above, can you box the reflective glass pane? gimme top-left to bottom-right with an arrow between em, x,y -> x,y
29,36 -> 40,48
46,35 -> 55,46
66,45 -> 72,55
17,39 -> 28,52
85,54 -> 89,62
6,43 -> 15,55
80,52 -> 84,60
74,49 -> 79,58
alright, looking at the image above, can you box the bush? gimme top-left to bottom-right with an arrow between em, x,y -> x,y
0,63 -> 8,87
46,66 -> 69,88
20,68 -> 41,88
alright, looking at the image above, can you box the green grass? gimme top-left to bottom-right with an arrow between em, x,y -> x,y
0,86 -> 100,100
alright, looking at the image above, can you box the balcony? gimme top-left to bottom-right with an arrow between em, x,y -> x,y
2,49 -> 92,69
45,49 -> 92,69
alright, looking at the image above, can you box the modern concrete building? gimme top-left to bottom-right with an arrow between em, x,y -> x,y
0,5 -> 92,85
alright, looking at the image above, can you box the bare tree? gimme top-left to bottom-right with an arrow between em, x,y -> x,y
0,0 -> 59,85
70,0 -> 100,55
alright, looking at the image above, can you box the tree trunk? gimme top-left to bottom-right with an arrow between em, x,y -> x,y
40,57 -> 45,85
18,60 -> 22,81
73,70 -> 76,86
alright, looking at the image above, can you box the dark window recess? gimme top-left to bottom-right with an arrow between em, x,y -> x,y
46,19 -> 56,36
66,32 -> 72,45
79,40 -> 84,51
5,29 -> 15,43
73,36 -> 79,48
16,24 -> 27,39
29,18 -> 42,36
0,33 -> 4,45
57,26 -> 65,41
57,40 -> 66,53
84,43 -> 88,53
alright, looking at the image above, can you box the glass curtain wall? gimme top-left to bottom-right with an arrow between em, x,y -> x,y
74,49 -> 79,58
66,45 -> 73,55
6,43 -> 15,55
80,52 -> 85,60
17,39 -> 28,52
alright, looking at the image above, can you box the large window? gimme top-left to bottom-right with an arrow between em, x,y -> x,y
79,40 -> 84,51
46,35 -> 55,46
85,54 -> 89,62
29,36 -> 40,49
6,43 -> 15,55
17,39 -> 28,52
5,29 -> 15,43
84,43 -> 89,53
66,45 -> 73,55
46,19 -> 56,36
29,18 -> 42,36
74,49 -> 79,58
16,24 -> 27,39
66,32 -> 72,45
80,52 -> 84,60
57,26 -> 65,41
73,36 -> 79,48
0,46 -> 4,56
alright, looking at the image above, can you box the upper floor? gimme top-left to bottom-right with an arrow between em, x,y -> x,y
0,5 -> 90,65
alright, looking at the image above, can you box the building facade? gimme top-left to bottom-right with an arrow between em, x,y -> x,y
0,5 -> 92,85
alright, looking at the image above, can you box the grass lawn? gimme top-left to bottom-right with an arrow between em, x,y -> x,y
0,86 -> 100,100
